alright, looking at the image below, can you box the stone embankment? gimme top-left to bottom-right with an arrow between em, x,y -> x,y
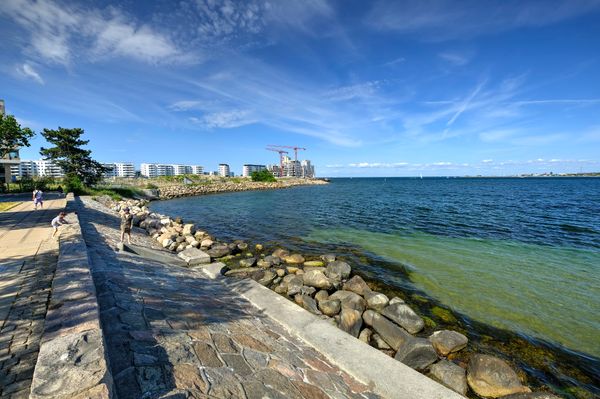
155,179 -> 328,200
100,196 -> 562,399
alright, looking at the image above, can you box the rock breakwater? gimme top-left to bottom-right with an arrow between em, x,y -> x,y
97,195 -> 564,399
155,178 -> 328,200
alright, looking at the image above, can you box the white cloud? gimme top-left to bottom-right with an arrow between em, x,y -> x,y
439,52 -> 470,66
2,0 -> 186,65
366,0 -> 600,40
16,63 -> 44,84
323,81 -> 382,101
194,110 -> 256,129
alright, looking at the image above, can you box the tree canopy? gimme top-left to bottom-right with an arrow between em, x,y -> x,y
40,127 -> 107,186
0,113 -> 34,158
251,169 -> 277,182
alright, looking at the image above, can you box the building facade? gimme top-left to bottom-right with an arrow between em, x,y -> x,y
242,164 -> 267,177
11,159 -> 65,179
218,164 -> 230,177
141,163 -> 204,177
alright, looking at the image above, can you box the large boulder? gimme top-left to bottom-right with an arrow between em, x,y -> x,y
302,270 -> 332,290
325,261 -> 352,282
329,290 -> 366,312
467,355 -> 531,398
177,247 -> 210,266
429,360 -> 468,396
339,308 -> 363,337
318,299 -> 341,316
182,223 -> 195,235
394,337 -> 438,371
364,291 -> 389,311
207,244 -> 231,258
362,310 -> 412,351
342,275 -> 371,296
429,330 -> 468,356
381,303 -> 425,334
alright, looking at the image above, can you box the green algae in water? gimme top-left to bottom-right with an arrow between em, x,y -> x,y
306,228 -> 600,358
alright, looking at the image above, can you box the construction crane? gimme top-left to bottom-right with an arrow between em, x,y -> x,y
266,147 -> 289,177
267,145 -> 307,162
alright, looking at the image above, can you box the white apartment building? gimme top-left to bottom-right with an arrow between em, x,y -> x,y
301,160 -> 315,178
242,164 -> 267,177
267,158 -> 315,178
141,163 -> 204,177
102,162 -> 135,178
218,164 -> 230,177
11,159 -> 65,178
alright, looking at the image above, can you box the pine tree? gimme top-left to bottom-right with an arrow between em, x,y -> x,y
40,127 -> 107,186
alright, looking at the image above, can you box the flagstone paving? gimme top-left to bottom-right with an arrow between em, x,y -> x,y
77,196 -> 381,399
0,194 -> 65,398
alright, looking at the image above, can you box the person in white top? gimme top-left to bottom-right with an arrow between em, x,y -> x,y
51,212 -> 69,238
32,188 -> 43,210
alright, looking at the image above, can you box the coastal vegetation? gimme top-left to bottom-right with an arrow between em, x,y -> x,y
251,169 -> 277,182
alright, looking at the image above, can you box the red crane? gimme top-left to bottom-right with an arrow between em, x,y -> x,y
268,145 -> 307,162
266,147 -> 289,177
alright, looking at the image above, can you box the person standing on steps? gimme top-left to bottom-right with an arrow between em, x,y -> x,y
51,212 -> 69,238
120,207 -> 133,245
32,187 -> 43,210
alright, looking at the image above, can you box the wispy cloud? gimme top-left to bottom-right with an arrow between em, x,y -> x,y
439,52 -> 470,66
192,109 -> 256,129
15,62 -> 44,84
2,0 -> 188,65
365,0 -> 600,40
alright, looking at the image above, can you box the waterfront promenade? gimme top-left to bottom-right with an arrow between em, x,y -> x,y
75,196 -> 381,398
0,194 -> 65,398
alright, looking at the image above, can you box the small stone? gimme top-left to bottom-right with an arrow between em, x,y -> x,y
370,333 -> 391,349
239,257 -> 257,268
429,330 -> 468,356
342,275 -> 371,296
389,297 -> 405,305
395,337 -> 439,371
359,328 -> 373,344
272,248 -> 289,258
276,269 -> 286,277
429,360 -> 468,395
257,270 -> 276,286
284,253 -> 306,264
381,303 -> 425,334
200,238 -> 213,248
467,354 -> 531,398
295,295 -> 321,315
255,244 -> 264,251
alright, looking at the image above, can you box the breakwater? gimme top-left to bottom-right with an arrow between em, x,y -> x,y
94,192 -> 584,399
147,178 -> 328,199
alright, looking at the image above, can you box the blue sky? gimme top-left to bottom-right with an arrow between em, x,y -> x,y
1,0 -> 600,177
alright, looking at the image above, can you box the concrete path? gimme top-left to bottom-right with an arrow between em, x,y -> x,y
0,194 -> 65,398
76,196 -> 381,399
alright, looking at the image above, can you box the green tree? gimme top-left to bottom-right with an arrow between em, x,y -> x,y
251,169 -> 276,182
40,127 -> 107,186
0,114 -> 34,158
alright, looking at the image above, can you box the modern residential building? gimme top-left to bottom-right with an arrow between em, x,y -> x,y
218,164 -> 230,177
141,163 -> 204,177
103,162 -> 136,178
301,160 -> 315,178
10,159 -> 65,179
242,164 -> 267,177
267,157 -> 315,178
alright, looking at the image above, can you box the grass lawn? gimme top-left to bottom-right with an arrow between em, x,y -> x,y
0,202 -> 20,212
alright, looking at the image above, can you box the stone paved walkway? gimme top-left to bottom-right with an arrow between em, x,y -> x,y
0,194 -> 65,398
77,196 -> 381,399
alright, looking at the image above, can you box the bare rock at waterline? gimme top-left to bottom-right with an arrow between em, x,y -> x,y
207,244 -> 231,258
381,303 -> 425,334
429,360 -> 468,396
325,261 -> 352,282
394,337 -> 439,371
342,275 -> 371,296
284,253 -> 306,264
320,254 -> 336,263
467,354 -> 531,398
499,393 -> 562,399
429,330 -> 468,356
364,291 -> 390,312
302,270 -> 332,290
257,270 -> 276,286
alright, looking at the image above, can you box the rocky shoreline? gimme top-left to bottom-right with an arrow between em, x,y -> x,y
97,196 -> 569,399
143,178 -> 328,200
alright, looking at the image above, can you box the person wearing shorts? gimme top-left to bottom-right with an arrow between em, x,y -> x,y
51,212 -> 69,238
120,207 -> 133,244
33,188 -> 43,210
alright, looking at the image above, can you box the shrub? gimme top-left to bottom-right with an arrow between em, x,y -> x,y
251,170 -> 276,182
63,174 -> 85,195
145,183 -> 158,189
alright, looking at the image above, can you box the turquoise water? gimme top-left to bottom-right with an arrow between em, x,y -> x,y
152,177 -> 600,361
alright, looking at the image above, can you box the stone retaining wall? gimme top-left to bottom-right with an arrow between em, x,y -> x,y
30,194 -> 113,399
